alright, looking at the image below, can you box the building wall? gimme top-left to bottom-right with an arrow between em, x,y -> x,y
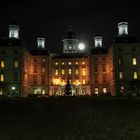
50,56 -> 90,96
90,53 -> 111,95
30,54 -> 50,95
1,43 -> 140,97
0,45 -> 25,96
111,43 -> 140,96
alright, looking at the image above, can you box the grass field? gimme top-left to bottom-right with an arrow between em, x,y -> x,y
0,97 -> 140,140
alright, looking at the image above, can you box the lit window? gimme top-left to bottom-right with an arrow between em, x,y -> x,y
133,72 -> 138,79
42,89 -> 45,94
82,68 -> 85,76
55,62 -> 58,65
95,88 -> 98,94
119,72 -> 123,80
62,62 -> 65,65
14,60 -> 18,68
120,85 -> 125,93
54,79 -> 60,85
132,57 -> 137,65
82,61 -> 85,65
41,67 -> 45,73
55,69 -> 58,75
1,60 -> 4,68
0,74 -> 4,82
61,80 -> 66,86
118,57 -> 122,65
62,69 -> 65,75
82,79 -> 86,85
76,80 -> 80,85
68,68 -> 72,75
75,68 -> 79,75
68,62 -> 72,65
75,62 -> 78,65
103,88 -> 107,93
42,58 -> 45,62
0,88 -> 3,95
69,79 -> 72,84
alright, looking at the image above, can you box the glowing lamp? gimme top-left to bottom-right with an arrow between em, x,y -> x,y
11,86 -> 16,90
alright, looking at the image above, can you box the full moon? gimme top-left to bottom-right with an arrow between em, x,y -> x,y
78,43 -> 85,50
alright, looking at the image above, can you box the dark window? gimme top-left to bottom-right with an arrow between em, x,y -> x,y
33,65 -> 37,73
102,57 -> 106,61
131,47 -> 136,52
33,75 -> 37,84
94,65 -> 98,72
103,74 -> 107,83
1,51 -> 5,55
13,71 -> 18,81
94,58 -> 98,61
41,75 -> 45,84
33,59 -> 37,62
95,75 -> 98,83
102,64 -> 106,72
118,47 -> 122,52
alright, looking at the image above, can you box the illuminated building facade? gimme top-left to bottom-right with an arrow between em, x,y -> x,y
0,21 -> 140,96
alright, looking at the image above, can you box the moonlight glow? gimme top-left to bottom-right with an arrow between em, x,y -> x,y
78,43 -> 85,50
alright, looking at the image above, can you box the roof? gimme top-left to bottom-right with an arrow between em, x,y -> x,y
0,38 -> 23,46
91,47 -> 108,54
63,29 -> 77,39
29,48 -> 49,55
51,53 -> 89,59
114,35 -> 137,43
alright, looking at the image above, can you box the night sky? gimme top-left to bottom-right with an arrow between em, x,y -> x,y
0,0 -> 140,53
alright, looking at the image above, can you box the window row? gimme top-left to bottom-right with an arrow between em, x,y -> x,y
118,57 -> 137,65
0,72 -> 18,82
94,87 -> 107,94
33,75 -> 46,84
54,68 -> 86,76
94,57 -> 106,62
94,75 -> 107,83
33,65 -> 46,73
53,79 -> 86,85
118,47 -> 136,52
33,58 -> 46,63
119,71 -> 138,80
94,64 -> 106,72
54,61 -> 86,66
0,60 -> 19,68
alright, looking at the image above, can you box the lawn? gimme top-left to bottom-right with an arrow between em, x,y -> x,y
0,97 -> 140,140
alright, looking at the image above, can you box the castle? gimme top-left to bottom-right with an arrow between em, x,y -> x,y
0,21 -> 140,97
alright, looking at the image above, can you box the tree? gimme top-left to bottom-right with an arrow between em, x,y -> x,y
64,79 -> 72,96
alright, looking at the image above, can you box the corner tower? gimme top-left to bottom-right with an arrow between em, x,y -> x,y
63,28 -> 78,53
9,24 -> 19,39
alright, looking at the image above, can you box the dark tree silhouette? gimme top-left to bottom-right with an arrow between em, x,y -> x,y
64,79 -> 72,96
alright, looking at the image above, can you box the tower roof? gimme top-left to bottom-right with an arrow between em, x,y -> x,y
114,35 -> 137,43
63,28 -> 77,39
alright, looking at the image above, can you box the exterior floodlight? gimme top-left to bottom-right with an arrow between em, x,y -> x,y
11,86 -> 16,90
78,43 -> 85,50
